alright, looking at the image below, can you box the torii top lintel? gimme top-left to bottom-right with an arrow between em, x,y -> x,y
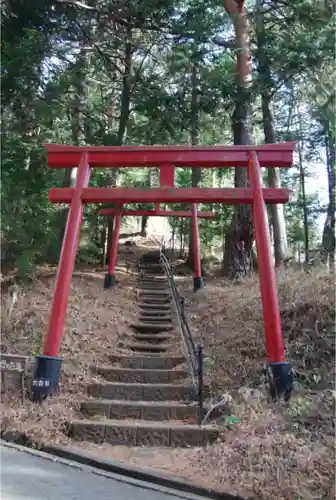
44,143 -> 295,169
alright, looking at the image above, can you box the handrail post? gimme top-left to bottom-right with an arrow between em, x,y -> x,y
197,344 -> 204,425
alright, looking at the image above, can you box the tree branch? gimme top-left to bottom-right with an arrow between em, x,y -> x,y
131,41 -> 159,93
57,0 -> 96,10
223,0 -> 239,16
73,20 -> 123,75
212,37 -> 235,49
57,0 -> 169,32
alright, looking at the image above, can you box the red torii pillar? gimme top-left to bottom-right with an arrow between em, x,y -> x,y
248,151 -> 293,399
103,207 -> 123,289
191,203 -> 204,291
32,152 -> 90,401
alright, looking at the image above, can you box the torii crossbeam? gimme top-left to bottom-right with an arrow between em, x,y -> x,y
31,142 -> 295,405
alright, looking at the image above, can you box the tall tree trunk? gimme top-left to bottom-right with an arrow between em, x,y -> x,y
141,216 -> 148,237
140,169 -> 152,236
295,102 -> 310,264
179,219 -> 184,257
222,0 -> 254,279
186,57 -> 202,269
106,25 -> 133,261
100,227 -> 107,266
58,51 -> 88,254
321,126 -> 336,268
255,0 -> 287,267
117,25 -> 132,145
106,170 -> 122,263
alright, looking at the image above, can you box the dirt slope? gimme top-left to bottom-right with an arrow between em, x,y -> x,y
1,252 -> 334,500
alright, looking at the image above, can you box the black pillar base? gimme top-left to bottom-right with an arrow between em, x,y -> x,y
193,276 -> 204,292
30,355 -> 62,402
104,273 -> 117,289
268,362 -> 294,401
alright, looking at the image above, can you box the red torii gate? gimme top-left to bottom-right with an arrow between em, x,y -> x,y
99,206 -> 217,290
32,142 -> 295,403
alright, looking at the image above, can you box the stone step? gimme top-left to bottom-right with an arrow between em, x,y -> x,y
138,303 -> 171,311
140,257 -> 161,263
140,309 -> 172,317
141,259 -> 162,265
69,419 -> 219,447
139,296 -> 171,304
131,322 -> 173,333
87,382 -> 196,401
139,286 -> 170,292
140,251 -> 161,260
139,271 -> 165,277
142,271 -> 165,277
140,280 -> 166,286
140,286 -> 168,291
141,262 -> 161,266
140,279 -> 168,285
110,354 -> 185,369
140,284 -> 167,289
133,329 -> 172,336
138,315 -> 172,323
91,367 -> 186,384
142,261 -> 163,266
123,342 -> 171,353
141,277 -> 167,283
132,333 -> 171,343
139,281 -> 170,291
140,290 -> 171,296
141,269 -> 164,275
141,268 -> 164,272
140,260 -> 162,265
81,399 -> 197,421
139,283 -> 169,289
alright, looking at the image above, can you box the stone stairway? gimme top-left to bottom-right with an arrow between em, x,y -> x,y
69,252 -> 219,447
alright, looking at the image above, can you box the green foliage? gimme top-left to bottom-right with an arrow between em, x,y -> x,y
76,241 -> 102,265
1,133 -> 59,274
1,0 -> 332,276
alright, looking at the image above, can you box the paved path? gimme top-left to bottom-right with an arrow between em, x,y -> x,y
0,443 -> 207,500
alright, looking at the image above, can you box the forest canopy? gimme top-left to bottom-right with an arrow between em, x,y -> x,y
1,0 -> 335,278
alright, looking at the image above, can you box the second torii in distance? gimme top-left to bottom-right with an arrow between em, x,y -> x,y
100,206 -> 216,290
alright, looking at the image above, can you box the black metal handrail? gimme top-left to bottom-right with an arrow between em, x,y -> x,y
159,249 -> 204,425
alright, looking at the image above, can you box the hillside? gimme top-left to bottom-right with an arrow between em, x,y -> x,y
1,242 -> 334,500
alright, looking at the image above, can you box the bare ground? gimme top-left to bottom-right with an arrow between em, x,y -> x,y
1,250 -> 335,500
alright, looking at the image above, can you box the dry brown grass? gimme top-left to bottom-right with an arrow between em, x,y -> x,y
0,261 -> 139,444
1,257 -> 335,499
180,268 -> 335,391
175,267 -> 335,499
